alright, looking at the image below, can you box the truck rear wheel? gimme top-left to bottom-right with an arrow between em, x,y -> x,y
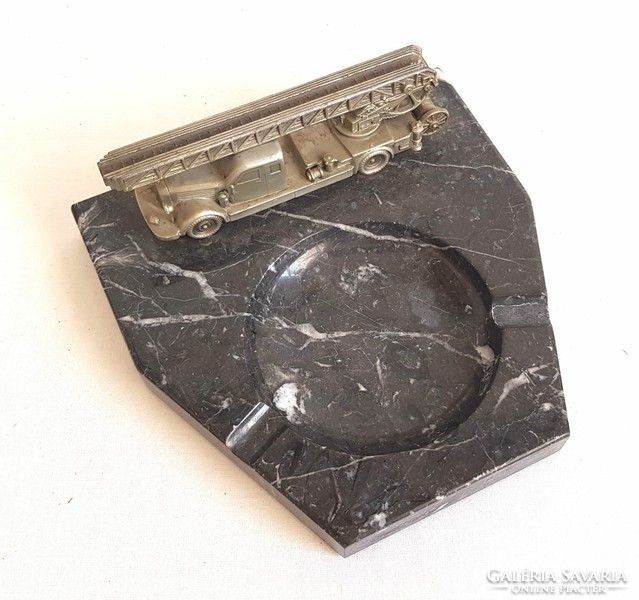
358,149 -> 392,175
419,107 -> 449,135
186,214 -> 224,239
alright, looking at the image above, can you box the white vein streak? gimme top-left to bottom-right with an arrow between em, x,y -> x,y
268,318 -> 493,365
403,158 -> 514,175
495,364 -> 549,410
119,313 -> 251,327
269,210 -> 516,263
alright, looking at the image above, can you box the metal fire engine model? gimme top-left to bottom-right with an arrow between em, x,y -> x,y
98,46 -> 448,240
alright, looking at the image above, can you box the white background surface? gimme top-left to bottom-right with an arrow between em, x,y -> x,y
2,2 -> 637,598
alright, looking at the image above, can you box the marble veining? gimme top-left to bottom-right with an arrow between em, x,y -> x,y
73,83 -> 569,556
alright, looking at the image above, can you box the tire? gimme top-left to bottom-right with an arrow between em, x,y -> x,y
420,107 -> 449,135
358,149 -> 392,175
186,214 -> 224,239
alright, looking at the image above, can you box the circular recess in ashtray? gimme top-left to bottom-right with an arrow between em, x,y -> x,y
244,221 -> 501,456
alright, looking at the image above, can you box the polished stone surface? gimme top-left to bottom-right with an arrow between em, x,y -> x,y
73,82 -> 569,556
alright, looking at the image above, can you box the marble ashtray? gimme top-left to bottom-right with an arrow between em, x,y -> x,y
73,82 -> 569,556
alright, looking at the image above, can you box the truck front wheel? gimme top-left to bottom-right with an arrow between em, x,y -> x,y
186,214 -> 224,239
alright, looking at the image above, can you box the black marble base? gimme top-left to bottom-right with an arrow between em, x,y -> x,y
73,83 -> 569,556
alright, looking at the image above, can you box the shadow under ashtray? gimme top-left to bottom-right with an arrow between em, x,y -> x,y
246,222 -> 502,456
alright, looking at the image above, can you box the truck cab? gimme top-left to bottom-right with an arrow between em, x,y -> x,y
226,142 -> 287,203
148,141 -> 289,238
158,141 -> 287,209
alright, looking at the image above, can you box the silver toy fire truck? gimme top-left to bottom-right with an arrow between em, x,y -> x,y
98,45 -> 448,240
